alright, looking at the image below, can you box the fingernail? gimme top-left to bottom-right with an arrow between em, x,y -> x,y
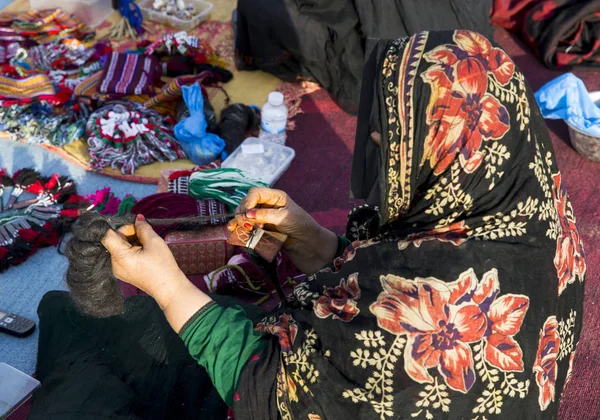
243,222 -> 253,230
246,209 -> 256,219
136,214 -> 145,222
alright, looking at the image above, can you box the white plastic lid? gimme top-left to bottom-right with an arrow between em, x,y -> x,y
268,92 -> 284,107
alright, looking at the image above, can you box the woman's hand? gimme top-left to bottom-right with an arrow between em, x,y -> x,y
102,215 -> 213,332
101,215 -> 191,309
228,188 -> 338,275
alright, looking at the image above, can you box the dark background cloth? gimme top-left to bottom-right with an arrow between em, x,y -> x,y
491,0 -> 600,68
29,292 -> 265,420
235,0 -> 493,113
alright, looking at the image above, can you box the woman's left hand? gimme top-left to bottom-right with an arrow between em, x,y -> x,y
101,214 -> 189,309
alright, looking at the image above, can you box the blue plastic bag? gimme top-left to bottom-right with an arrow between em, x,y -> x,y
174,84 -> 226,165
535,73 -> 600,137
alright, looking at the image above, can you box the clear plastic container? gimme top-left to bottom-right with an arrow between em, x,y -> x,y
221,137 -> 295,186
259,92 -> 288,145
0,363 -> 41,419
28,0 -> 114,28
138,0 -> 213,31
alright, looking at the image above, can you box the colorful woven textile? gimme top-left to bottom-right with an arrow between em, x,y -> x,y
0,74 -> 55,101
99,52 -> 161,95
86,101 -> 185,174
10,9 -> 94,42
0,167 -> 85,273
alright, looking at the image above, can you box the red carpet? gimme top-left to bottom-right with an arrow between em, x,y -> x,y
280,28 -> 600,420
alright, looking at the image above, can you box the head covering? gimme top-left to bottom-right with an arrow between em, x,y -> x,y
235,31 -> 586,420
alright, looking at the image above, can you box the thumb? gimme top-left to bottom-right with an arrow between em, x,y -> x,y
101,229 -> 133,256
134,214 -> 161,247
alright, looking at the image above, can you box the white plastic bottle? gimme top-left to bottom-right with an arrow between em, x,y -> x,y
259,91 -> 288,145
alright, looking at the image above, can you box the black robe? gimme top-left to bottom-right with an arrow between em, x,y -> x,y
235,0 -> 494,112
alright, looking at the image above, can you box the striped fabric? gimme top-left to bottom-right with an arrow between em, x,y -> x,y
73,70 -> 103,98
0,74 -> 56,100
143,72 -> 210,108
11,9 -> 93,42
99,53 -> 160,95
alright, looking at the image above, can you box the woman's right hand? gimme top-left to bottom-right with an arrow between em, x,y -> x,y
228,188 -> 338,275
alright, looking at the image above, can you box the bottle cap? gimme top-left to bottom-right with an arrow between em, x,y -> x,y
268,92 -> 284,107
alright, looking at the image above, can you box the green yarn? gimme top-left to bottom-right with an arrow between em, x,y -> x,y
188,168 -> 268,210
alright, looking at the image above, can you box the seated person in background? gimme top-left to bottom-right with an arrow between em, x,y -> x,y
34,31 -> 585,420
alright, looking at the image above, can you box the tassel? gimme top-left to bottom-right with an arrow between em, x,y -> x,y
188,168 -> 268,210
86,102 -> 184,175
12,175 -> 76,210
117,194 -> 137,216
7,168 -> 40,209
0,168 -> 14,213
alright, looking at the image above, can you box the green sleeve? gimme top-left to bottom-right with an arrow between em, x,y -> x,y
180,303 -> 268,407
337,235 -> 351,258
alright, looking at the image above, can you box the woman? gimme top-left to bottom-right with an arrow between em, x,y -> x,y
102,30 -> 585,419
235,0 -> 494,112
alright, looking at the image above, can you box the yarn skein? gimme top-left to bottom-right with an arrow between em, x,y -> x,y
65,210 -> 231,317
65,212 -> 133,318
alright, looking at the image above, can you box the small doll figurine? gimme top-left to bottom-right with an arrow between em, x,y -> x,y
227,223 -> 287,262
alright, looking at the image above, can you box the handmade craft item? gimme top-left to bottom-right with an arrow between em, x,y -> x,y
0,102 -> 90,146
105,0 -> 144,40
86,101 -> 185,174
226,222 -> 288,263
98,52 -> 161,96
12,174 -> 76,211
8,9 -> 94,44
142,31 -> 227,69
85,187 -> 137,216
0,168 -> 83,273
131,192 -> 228,236
0,168 -> 13,212
6,168 -> 39,209
164,224 -> 234,275
188,168 -> 268,209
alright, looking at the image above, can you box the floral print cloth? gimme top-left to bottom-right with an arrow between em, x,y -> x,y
233,31 -> 586,420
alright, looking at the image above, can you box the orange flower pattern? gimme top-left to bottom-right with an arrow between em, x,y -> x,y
370,269 -> 528,393
421,30 -> 514,175
533,316 -> 560,411
552,173 -> 586,295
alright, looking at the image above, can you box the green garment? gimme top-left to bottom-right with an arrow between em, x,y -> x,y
180,303 -> 268,407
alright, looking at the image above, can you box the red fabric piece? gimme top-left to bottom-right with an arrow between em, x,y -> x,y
0,246 -> 8,259
60,208 -> 80,218
18,228 -> 40,243
491,0 -> 600,68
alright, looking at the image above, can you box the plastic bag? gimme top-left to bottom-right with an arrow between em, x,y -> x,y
174,83 -> 226,165
535,73 -> 600,137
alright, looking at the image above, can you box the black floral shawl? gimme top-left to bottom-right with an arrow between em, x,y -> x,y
234,31 -> 586,420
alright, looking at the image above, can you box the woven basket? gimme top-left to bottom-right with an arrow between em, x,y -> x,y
567,123 -> 600,162
567,90 -> 600,162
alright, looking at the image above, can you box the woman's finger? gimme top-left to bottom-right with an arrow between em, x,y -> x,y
101,229 -> 133,255
134,215 -> 162,247
240,188 -> 287,212
246,208 -> 288,227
